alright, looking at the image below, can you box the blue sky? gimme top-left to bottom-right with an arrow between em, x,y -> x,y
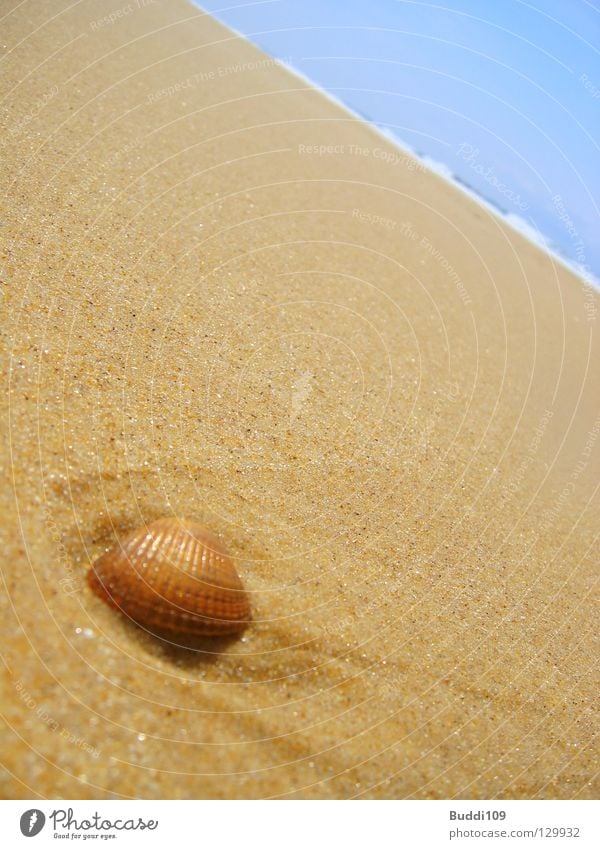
196,0 -> 600,281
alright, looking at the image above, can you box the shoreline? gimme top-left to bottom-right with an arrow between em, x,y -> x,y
1,0 -> 598,800
205,10 -> 600,293
283,60 -> 600,296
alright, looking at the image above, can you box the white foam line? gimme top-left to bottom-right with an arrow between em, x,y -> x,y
278,60 -> 600,292
191,5 -> 600,292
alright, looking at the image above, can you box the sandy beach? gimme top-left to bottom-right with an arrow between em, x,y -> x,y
1,0 -> 598,799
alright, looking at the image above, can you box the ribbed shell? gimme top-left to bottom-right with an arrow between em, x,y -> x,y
87,518 -> 250,637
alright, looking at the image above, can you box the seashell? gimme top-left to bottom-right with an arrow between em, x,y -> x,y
87,518 -> 250,638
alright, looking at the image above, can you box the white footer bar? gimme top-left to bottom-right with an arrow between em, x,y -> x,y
0,800 -> 597,848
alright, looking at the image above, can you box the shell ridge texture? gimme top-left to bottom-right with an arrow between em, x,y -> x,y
87,518 -> 251,637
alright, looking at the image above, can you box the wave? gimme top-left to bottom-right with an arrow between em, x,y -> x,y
276,60 -> 600,292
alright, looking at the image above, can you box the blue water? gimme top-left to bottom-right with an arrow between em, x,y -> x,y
194,0 -> 600,286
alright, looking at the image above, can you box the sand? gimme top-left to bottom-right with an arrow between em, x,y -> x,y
0,0 -> 598,800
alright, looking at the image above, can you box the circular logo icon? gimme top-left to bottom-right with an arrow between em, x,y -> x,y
19,810 -> 45,837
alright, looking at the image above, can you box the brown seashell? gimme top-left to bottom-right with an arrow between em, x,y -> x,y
87,518 -> 250,637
